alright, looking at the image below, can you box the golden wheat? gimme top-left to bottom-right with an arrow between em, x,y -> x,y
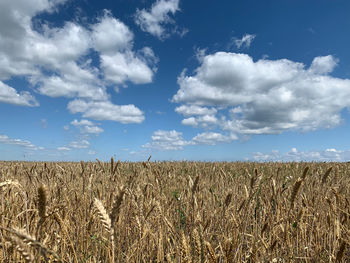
0,161 -> 349,262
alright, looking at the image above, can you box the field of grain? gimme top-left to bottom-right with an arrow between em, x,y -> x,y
0,160 -> 349,262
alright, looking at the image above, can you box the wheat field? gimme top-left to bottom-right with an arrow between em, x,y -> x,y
0,160 -> 349,262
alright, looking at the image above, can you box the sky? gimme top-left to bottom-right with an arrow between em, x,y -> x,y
1,0 -> 350,162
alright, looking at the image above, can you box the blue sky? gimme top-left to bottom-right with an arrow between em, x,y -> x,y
1,0 -> 350,162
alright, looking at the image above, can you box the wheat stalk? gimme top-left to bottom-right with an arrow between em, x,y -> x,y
1,227 -> 62,262
205,241 -> 217,263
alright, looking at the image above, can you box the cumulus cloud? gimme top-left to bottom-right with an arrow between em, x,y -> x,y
0,81 -> 38,106
173,52 -> 350,135
70,140 -> 90,149
91,10 -> 133,54
135,0 -> 180,39
176,105 -> 218,127
175,105 -> 217,116
101,51 -> 155,85
143,130 -> 190,150
181,117 -> 197,126
181,115 -> 218,128
143,130 -> 236,151
0,0 -> 157,125
192,132 -> 237,145
233,34 -> 256,49
309,55 -> 339,75
252,148 -> 350,162
67,99 -> 145,124
81,125 -> 104,134
0,134 -> 43,150
93,11 -> 157,86
70,119 -> 104,134
34,61 -> 108,100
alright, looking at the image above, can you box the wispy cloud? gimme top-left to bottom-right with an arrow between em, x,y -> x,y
0,134 -> 43,150
233,34 -> 256,49
57,146 -> 71,151
70,140 -> 90,149
143,130 -> 237,151
143,130 -> 190,150
135,0 -> 181,39
0,81 -> 38,107
192,132 -> 237,145
70,119 -> 104,135
252,148 -> 350,162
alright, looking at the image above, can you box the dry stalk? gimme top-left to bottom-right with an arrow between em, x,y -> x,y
205,241 -> 217,263
1,227 -> 62,262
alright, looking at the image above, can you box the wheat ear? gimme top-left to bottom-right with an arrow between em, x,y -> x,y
94,198 -> 112,233
1,227 -> 62,262
322,167 -> 332,185
205,241 -> 217,263
290,177 -> 303,209
4,235 -> 34,262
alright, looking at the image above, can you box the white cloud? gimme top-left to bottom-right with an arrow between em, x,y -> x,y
0,81 -> 38,106
82,125 -> 104,134
0,1 -> 156,124
101,51 -> 155,85
0,9 -> 96,97
88,150 -> 96,155
173,52 -> 350,135
181,115 -> 218,128
57,146 -> 70,151
175,105 -> 217,116
30,22 -> 91,68
176,105 -> 218,128
135,0 -> 180,39
70,140 -> 90,149
252,148 -> 350,162
92,12 -> 157,86
143,130 -> 237,151
143,130 -> 190,150
181,117 -> 198,126
192,132 -> 237,145
71,119 -> 94,126
91,10 -> 133,54
309,55 -> 338,75
70,119 -> 104,134
67,99 -> 145,124
0,134 -> 42,150
234,34 -> 256,49
34,61 -> 108,100
195,48 -> 207,63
